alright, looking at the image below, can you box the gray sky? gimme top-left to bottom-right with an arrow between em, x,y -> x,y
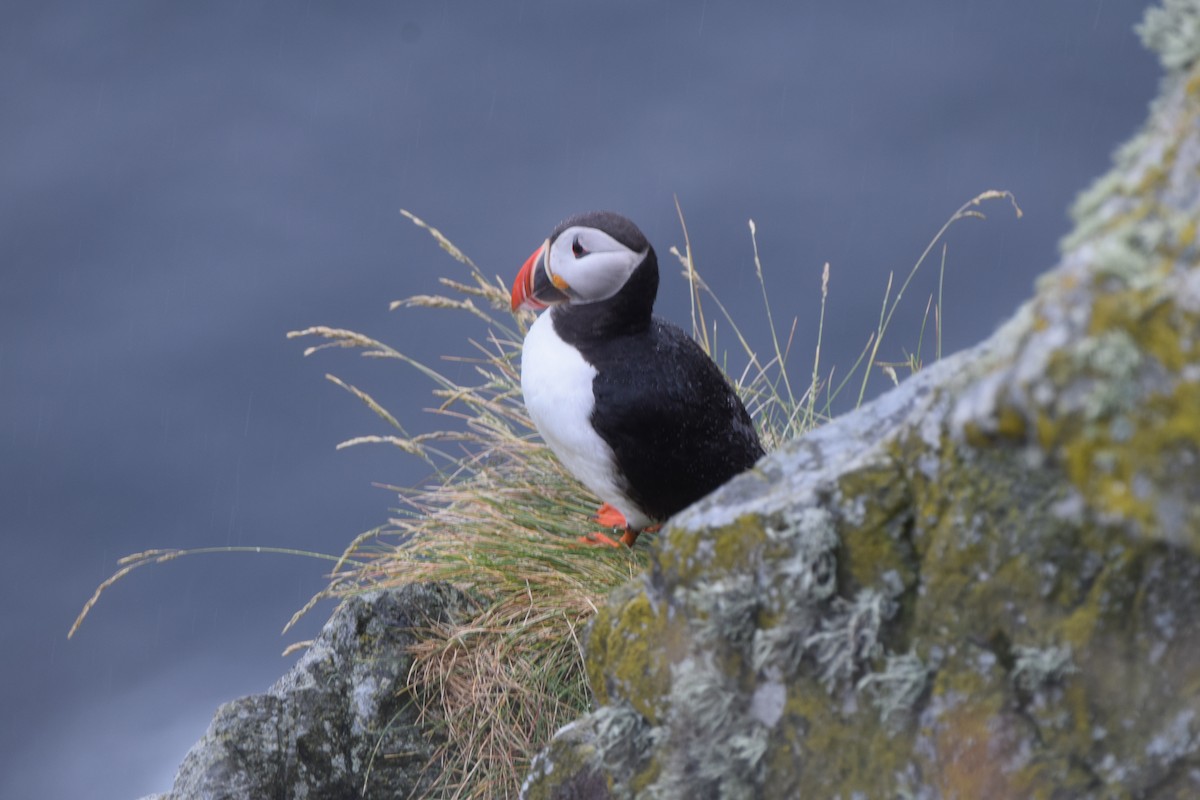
0,2 -> 1158,797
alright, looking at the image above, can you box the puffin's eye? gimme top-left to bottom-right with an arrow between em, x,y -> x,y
571,237 -> 588,258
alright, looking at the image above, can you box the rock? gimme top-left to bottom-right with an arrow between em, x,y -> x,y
523,2 -> 1200,798
157,583 -> 470,800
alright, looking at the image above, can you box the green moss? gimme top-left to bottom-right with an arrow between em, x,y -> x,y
995,404 -> 1031,440
1180,217 -> 1197,248
1044,546 -> 1200,789
835,462 -> 918,596
586,584 -> 673,723
1055,377 -> 1200,542
1089,286 -> 1199,372
1151,379 -> 1200,441
760,674 -> 912,797
628,754 -> 661,796
915,443 -> 1051,636
661,514 -> 767,587
961,402 -> 1031,449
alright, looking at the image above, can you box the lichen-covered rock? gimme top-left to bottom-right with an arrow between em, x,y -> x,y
156,584 -> 470,800
524,3 -> 1200,798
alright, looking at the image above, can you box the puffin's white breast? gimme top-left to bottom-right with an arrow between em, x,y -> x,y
520,311 -> 650,529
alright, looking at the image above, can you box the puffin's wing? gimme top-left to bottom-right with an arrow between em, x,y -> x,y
588,319 -> 763,522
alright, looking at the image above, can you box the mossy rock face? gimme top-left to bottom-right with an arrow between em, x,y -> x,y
523,4 -> 1200,798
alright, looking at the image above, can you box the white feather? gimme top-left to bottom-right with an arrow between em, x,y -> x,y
520,310 -> 651,530
546,227 -> 645,304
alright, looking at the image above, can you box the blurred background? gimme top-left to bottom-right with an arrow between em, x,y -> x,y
1,1 -> 1159,797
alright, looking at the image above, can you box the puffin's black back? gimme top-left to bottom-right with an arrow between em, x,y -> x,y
585,318 -> 763,521
551,244 -> 764,522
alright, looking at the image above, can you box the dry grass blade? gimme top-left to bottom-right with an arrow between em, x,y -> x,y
68,546 -> 361,640
401,209 -> 480,270
855,189 -> 1022,406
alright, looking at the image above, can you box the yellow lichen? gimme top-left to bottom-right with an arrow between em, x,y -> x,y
661,514 -> 766,587
587,588 -> 672,722
1179,217 -> 1197,248
835,464 -> 916,594
1090,288 -> 1197,372
768,675 -> 909,796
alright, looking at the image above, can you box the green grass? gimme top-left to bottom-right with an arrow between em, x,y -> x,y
70,191 -> 1019,799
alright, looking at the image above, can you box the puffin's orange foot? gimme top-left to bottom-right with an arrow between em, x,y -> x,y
594,504 -> 660,534
586,505 -> 659,548
577,528 -> 642,548
576,527 -> 624,546
593,503 -> 627,528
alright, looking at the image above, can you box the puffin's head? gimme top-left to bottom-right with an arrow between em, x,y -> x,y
511,211 -> 651,312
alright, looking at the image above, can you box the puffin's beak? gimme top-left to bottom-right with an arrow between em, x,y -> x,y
511,240 -> 569,311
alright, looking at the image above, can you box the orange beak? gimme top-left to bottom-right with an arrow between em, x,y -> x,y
511,244 -> 548,312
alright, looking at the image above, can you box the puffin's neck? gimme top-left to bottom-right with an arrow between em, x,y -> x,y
551,248 -> 658,344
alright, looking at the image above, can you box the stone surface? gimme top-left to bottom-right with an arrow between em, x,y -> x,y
523,3 -> 1200,798
155,583 -> 469,800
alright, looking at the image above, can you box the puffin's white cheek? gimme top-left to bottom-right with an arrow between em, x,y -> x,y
565,252 -> 641,302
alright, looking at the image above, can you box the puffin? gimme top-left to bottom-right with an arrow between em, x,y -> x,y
510,211 -> 764,547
